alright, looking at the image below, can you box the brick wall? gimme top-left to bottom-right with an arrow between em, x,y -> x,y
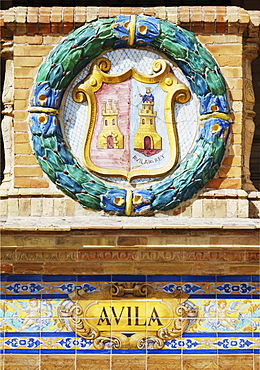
1,6 -> 260,218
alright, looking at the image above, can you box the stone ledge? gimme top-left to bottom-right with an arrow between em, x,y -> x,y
1,216 -> 259,231
1,7 -> 259,36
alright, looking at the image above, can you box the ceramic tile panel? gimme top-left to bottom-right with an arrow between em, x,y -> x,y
1,274 -> 259,357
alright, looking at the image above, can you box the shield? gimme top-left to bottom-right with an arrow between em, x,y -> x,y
73,57 -> 191,181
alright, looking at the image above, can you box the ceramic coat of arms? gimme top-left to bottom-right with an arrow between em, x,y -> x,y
29,15 -> 231,215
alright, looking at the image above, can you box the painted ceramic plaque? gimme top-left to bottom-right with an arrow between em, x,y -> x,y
72,57 -> 190,181
30,15 -> 231,215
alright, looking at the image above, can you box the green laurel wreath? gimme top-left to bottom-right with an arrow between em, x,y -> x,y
29,16 -> 230,215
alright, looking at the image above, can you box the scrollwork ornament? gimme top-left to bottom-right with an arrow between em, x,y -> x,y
29,15 -> 231,215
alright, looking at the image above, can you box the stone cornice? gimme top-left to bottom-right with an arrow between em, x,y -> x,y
0,7 -> 259,38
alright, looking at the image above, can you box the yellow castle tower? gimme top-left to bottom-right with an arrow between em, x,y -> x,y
98,99 -> 124,149
134,88 -> 162,154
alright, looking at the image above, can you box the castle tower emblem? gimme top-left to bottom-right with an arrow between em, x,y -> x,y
98,99 -> 124,149
134,88 -> 162,157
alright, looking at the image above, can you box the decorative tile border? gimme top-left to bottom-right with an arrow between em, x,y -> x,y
1,275 -> 259,354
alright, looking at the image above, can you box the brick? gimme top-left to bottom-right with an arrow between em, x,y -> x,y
99,7 -> 109,18
215,55 -> 242,67
86,7 -> 98,23
39,7 -> 51,24
75,6 -> 86,25
14,166 -> 43,177
14,143 -> 33,155
14,35 -> 43,44
206,44 -> 243,56
19,198 -> 31,216
53,198 -> 66,217
14,89 -> 30,100
226,78 -> 243,91
8,198 -> 19,216
0,198 -> 8,217
15,6 -> 27,23
227,144 -> 242,156
14,263 -> 44,274
14,78 -> 34,89
197,34 -> 213,45
191,6 -> 202,33
4,7 -> 15,24
230,90 -> 243,101
120,7 -> 132,15
191,199 -> 203,218
203,199 -> 215,218
14,45 -> 53,57
14,132 -> 30,143
65,199 -> 75,216
64,7 -> 74,23
218,167 -> 242,178
40,23 -> 51,34
14,111 -> 28,121
179,6 -> 190,24
230,133 -> 242,144
1,264 -> 13,274
216,6 -> 227,33
212,34 -> 242,43
43,35 -> 63,44
16,24 -> 27,35
14,121 -> 29,131
14,155 -> 38,165
51,7 -> 63,33
44,262 -> 104,274
221,67 -> 242,79
42,198 -> 54,216
117,237 -> 147,247
14,177 -> 49,188
206,178 -> 241,189
222,156 -> 242,167
215,199 -> 227,218
27,7 -> 39,23
142,8 -> 154,16
31,198 -> 43,217
239,8 -> 250,26
14,67 -> 37,80
232,113 -> 243,125
14,100 -> 28,110
203,6 -> 215,23
154,7 -> 166,20
167,7 -> 179,25
132,7 -> 143,15
14,56 -> 42,67
109,7 -> 121,17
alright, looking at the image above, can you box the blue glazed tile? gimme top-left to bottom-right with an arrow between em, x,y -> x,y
216,276 -> 251,282
42,275 -> 75,282
42,294 -> 68,299
41,349 -> 76,354
252,276 -> 260,282
5,349 -> 40,354
182,333 -> 218,337
112,275 -> 146,282
183,349 -> 217,354
4,294 -> 43,300
182,275 -> 216,282
76,348 -> 111,354
147,275 -> 181,282
5,275 -> 41,282
1,275 -> 7,281
218,348 -> 253,354
77,275 -> 111,282
112,348 -> 146,354
147,349 -> 181,354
